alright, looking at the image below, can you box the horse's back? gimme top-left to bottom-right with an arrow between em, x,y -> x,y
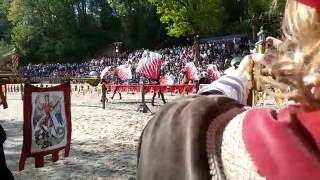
137,95 -> 244,180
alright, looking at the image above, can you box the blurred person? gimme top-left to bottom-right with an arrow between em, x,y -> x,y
0,125 -> 14,180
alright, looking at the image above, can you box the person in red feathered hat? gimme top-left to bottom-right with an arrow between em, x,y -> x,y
137,0 -> 320,179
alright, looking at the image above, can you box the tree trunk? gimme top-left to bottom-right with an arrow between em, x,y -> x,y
252,22 -> 256,42
120,16 -> 133,49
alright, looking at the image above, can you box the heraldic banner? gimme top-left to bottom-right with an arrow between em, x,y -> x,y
19,83 -> 71,171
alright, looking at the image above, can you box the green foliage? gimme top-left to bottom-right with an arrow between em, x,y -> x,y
4,0 -> 164,63
0,0 -> 285,63
8,0 -> 79,62
108,0 -> 136,16
107,0 -> 165,49
148,0 -> 224,37
220,0 -> 284,39
0,0 -> 11,40
248,0 -> 273,16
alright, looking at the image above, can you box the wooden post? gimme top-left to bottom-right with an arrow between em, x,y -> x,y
102,84 -> 106,109
4,84 -> 7,97
21,84 -> 24,101
137,80 -> 151,113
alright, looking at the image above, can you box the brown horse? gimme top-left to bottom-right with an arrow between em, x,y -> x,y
136,94 -> 245,180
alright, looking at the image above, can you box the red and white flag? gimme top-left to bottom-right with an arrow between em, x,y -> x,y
207,64 -> 222,81
100,66 -> 111,80
160,74 -> 174,85
136,51 -> 163,80
115,65 -> 132,81
182,62 -> 199,81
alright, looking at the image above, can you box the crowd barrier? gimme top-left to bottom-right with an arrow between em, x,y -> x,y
4,84 -> 209,93
4,84 -> 103,96
4,83 -> 209,111
103,83 -> 196,94
4,83 -> 208,97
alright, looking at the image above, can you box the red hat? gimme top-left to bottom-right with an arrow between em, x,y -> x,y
297,0 -> 320,9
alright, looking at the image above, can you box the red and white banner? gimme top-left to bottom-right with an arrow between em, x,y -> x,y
19,83 -> 72,171
100,66 -> 111,80
107,84 -> 141,93
207,64 -> 222,81
136,51 -> 163,80
182,62 -> 199,81
103,83 -> 195,94
0,84 -> 7,109
160,75 -> 174,85
115,65 -> 132,81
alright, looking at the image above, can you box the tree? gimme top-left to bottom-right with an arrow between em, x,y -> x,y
246,0 -> 285,40
8,0 -> 78,62
131,0 -> 164,49
0,0 -> 11,41
108,0 -> 164,49
7,0 -> 123,63
219,0 -> 285,40
148,0 -> 224,38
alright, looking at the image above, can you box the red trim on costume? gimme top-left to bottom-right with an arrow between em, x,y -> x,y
297,0 -> 320,9
243,106 -> 320,179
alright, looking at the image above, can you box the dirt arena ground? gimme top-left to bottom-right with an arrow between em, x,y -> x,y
1,92 -> 180,180
1,90 -> 282,180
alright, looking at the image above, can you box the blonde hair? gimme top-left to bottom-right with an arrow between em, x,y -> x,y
273,0 -> 320,107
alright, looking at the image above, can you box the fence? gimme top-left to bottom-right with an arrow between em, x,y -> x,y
5,84 -> 103,96
5,83 -> 206,95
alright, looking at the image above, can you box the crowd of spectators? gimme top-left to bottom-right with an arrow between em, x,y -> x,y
19,38 -> 251,84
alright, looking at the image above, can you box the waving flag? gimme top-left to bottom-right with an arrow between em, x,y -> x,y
115,65 -> 132,81
136,51 -> 163,80
182,62 -> 199,81
100,66 -> 111,80
207,64 -> 222,81
160,74 -> 174,85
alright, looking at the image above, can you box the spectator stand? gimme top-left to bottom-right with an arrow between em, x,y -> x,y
16,34 -> 253,110
0,48 -> 22,105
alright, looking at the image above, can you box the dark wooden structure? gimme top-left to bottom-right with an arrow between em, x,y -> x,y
0,48 -> 20,84
0,48 -> 22,100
